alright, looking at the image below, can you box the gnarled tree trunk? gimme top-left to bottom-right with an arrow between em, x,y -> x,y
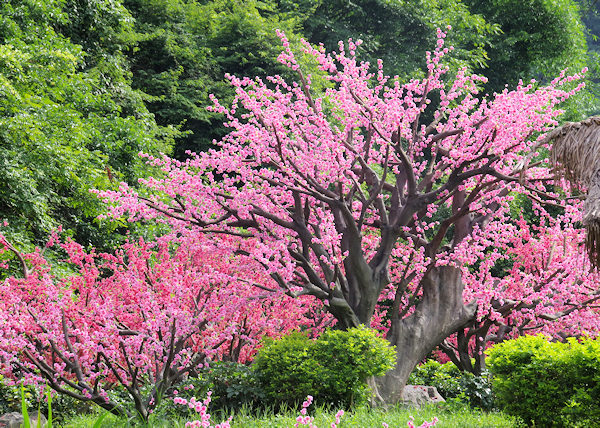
375,266 -> 476,403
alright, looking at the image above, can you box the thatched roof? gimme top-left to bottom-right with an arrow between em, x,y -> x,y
547,116 -> 600,267
549,116 -> 600,188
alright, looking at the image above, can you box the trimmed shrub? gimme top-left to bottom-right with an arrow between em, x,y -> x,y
486,335 -> 600,427
253,326 -> 396,408
408,360 -> 494,410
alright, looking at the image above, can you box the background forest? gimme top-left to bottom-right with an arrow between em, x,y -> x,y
1,0 -> 600,258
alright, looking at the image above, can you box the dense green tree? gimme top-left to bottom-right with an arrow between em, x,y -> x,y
285,0 -> 499,79
121,0 -> 500,157
579,0 -> 600,49
1,0 -> 597,258
576,1 -> 600,116
465,0 -> 588,93
123,0 -> 302,158
59,0 -> 134,67
120,0 -> 598,157
0,0 -> 173,256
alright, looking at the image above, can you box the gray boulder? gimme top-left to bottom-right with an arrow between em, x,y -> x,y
401,385 -> 445,407
0,412 -> 47,428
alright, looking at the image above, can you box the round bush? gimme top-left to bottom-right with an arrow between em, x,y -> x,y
253,326 -> 396,408
486,335 -> 600,427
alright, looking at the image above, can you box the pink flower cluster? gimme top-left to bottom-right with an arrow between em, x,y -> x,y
294,395 -> 345,428
386,415 -> 438,428
293,395 -> 436,428
175,392 -> 438,428
174,391 -> 232,428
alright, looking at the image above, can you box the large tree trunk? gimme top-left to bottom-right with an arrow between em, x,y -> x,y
375,266 -> 477,403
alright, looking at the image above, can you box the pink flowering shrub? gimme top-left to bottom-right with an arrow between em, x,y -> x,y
174,392 -> 438,428
405,416 -> 439,428
0,231 -> 323,421
294,395 -> 344,428
438,213 -> 600,373
162,361 -> 265,415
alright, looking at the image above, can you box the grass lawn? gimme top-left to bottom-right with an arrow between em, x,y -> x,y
61,404 -> 516,427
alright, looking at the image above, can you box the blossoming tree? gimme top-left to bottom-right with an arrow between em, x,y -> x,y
0,231 -> 321,420
97,29 -> 598,401
438,215 -> 600,373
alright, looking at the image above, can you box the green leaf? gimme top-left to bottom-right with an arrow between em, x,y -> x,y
46,389 -> 52,428
92,410 -> 110,428
20,384 -> 30,428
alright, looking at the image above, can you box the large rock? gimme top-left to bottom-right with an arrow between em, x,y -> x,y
0,412 -> 47,428
401,385 -> 445,407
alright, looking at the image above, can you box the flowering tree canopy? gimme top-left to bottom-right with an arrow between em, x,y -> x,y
93,28 -> 597,401
0,230 -> 321,420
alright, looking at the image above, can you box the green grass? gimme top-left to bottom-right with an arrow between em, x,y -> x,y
60,405 -> 516,428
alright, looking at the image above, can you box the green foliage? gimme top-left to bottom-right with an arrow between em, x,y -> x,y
162,362 -> 266,416
21,385 -> 31,428
1,0 -> 596,262
59,0 -> 135,64
124,0 -> 302,158
465,0 -> 588,92
62,401 -> 517,428
409,360 -> 494,410
91,411 -> 110,428
253,326 -> 396,408
0,376 -> 81,423
292,0 -> 500,80
487,335 -> 600,427
0,0 -> 174,263
20,387 -> 54,428
0,375 -> 21,415
46,390 -> 52,428
197,362 -> 265,412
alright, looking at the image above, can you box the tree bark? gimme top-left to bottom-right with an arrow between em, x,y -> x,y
375,266 -> 477,403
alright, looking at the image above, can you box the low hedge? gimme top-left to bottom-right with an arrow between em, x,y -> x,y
0,375 -> 82,422
486,335 -> 600,427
